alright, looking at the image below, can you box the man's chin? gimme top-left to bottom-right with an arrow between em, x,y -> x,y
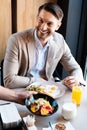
39,32 -> 50,38
39,35 -> 49,40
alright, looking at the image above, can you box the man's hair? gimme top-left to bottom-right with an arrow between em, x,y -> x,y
38,2 -> 64,20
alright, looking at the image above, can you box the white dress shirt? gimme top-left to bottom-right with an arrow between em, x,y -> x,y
27,30 -> 49,78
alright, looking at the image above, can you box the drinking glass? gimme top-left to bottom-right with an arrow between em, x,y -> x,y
72,86 -> 82,105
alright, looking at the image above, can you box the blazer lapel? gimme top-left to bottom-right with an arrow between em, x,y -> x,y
27,40 -> 36,70
46,39 -> 57,78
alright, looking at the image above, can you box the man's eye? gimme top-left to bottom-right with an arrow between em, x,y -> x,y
47,23 -> 53,26
40,19 -> 43,23
38,18 -> 43,23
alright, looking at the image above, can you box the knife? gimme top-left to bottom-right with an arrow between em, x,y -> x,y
0,103 -> 10,106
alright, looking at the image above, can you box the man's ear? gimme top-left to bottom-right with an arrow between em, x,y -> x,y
56,21 -> 62,31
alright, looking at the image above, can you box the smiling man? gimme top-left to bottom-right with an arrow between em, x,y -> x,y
36,9 -> 62,44
3,2 -> 85,89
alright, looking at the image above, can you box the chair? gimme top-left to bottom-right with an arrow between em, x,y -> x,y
53,63 -> 62,82
1,59 -> 4,86
53,69 -> 61,82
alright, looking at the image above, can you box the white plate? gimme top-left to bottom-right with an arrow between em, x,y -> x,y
27,81 -> 65,99
43,121 -> 75,130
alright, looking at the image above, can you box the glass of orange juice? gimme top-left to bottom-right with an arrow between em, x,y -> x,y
72,86 -> 83,105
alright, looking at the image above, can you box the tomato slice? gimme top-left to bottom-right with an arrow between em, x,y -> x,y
45,106 -> 53,113
40,105 -> 53,115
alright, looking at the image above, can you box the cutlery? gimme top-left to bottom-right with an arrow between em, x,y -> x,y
79,82 -> 86,87
0,102 -> 10,106
49,122 -> 54,130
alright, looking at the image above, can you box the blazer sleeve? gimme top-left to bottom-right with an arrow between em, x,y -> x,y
3,35 -> 35,88
60,39 -> 85,85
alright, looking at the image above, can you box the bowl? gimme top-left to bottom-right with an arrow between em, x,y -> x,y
25,93 -> 58,117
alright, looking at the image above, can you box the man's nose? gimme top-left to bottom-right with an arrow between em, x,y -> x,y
41,23 -> 47,30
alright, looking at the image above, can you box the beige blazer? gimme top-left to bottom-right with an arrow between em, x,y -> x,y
3,28 -> 84,88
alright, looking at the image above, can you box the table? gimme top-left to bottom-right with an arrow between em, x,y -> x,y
0,80 -> 87,130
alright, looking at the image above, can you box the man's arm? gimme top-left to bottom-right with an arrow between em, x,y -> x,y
60,40 -> 86,88
3,34 -> 35,88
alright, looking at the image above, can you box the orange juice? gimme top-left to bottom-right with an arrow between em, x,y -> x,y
72,86 -> 82,105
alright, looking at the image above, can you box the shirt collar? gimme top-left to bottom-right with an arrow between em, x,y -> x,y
34,30 -> 49,50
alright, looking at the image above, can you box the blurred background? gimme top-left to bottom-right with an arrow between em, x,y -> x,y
0,0 -> 87,84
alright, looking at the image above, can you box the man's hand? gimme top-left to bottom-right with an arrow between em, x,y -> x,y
62,76 -> 79,89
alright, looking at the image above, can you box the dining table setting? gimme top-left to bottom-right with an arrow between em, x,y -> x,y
0,78 -> 87,130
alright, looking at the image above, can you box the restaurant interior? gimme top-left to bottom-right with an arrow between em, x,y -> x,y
0,0 -> 87,130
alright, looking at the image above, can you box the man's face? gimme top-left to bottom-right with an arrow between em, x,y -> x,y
36,9 -> 61,41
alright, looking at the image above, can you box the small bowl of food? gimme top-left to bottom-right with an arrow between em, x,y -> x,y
25,93 -> 58,117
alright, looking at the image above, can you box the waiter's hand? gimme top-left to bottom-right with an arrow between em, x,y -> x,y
16,91 -> 37,105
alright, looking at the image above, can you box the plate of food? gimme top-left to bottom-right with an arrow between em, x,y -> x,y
26,82 -> 65,99
25,93 -> 58,117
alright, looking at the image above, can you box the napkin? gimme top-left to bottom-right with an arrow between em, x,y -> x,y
43,121 -> 75,130
0,103 -> 21,129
